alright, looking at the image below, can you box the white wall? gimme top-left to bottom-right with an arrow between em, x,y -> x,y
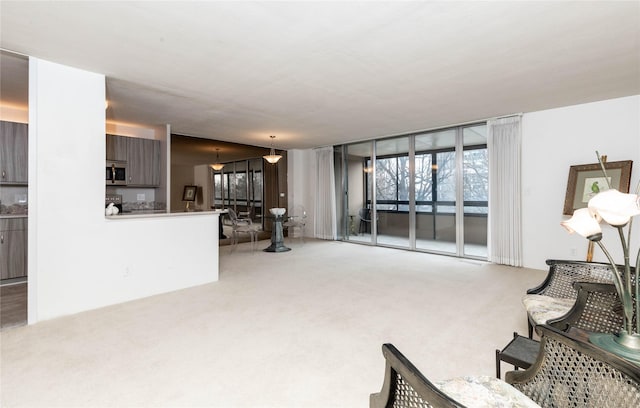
522,95 -> 640,270
28,58 -> 219,323
292,95 -> 640,271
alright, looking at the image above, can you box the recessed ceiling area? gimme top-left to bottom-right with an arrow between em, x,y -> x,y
170,134 -> 276,166
1,2 -> 639,150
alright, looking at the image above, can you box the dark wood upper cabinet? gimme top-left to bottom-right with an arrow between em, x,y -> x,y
106,134 -> 160,187
0,121 -> 28,184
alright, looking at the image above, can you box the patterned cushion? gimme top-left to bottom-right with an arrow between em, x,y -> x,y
522,294 -> 575,325
435,376 -> 540,407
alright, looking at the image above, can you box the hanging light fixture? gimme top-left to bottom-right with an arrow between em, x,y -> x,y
211,148 -> 225,171
263,135 -> 282,164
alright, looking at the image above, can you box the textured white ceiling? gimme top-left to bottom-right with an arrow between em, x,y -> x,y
1,1 -> 638,150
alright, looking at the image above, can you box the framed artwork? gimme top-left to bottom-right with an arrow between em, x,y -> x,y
182,185 -> 197,202
562,160 -> 633,215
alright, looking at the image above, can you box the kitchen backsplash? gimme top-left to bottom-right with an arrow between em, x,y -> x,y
122,201 -> 166,212
0,202 -> 28,215
0,186 -> 28,215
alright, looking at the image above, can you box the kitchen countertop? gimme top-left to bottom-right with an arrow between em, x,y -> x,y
105,209 -> 225,220
122,209 -> 168,215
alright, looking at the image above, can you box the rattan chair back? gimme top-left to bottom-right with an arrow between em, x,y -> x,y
507,325 -> 640,407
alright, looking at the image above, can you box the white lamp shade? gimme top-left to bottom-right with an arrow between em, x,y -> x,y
263,150 -> 282,164
211,163 -> 225,171
263,135 -> 282,164
588,189 -> 640,226
561,208 -> 602,238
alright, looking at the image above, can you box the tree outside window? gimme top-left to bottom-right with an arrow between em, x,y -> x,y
365,146 -> 487,214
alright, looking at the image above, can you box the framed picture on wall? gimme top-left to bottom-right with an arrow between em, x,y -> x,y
562,160 -> 633,215
182,185 -> 197,202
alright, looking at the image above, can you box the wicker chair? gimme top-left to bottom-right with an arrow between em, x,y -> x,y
549,278 -> 637,334
506,325 -> 640,407
547,282 -> 623,334
369,343 -> 466,408
371,344 -> 539,407
523,259 -> 618,338
370,325 -> 640,408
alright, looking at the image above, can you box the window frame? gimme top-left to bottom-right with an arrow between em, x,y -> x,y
364,144 -> 487,217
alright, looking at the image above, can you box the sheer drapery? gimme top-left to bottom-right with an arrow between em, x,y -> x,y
315,147 -> 337,240
488,116 -> 522,266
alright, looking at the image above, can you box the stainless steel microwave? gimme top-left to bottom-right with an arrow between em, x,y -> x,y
106,160 -> 127,185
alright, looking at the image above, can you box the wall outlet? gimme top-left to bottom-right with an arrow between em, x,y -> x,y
570,247 -> 577,256
137,193 -> 145,201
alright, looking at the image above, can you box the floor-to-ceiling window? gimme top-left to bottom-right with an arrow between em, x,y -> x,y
213,158 -> 263,224
462,125 -> 488,257
414,129 -> 457,254
339,123 -> 487,259
375,137 -> 411,248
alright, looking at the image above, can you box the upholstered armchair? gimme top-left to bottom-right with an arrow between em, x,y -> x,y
547,282 -> 622,334
369,342 -> 466,408
506,325 -> 640,407
522,259 -> 617,338
370,325 -> 640,408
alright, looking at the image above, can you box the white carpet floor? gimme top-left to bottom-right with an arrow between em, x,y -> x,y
0,239 -> 546,407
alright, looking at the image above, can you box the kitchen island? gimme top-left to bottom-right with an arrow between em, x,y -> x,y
33,206 -> 221,323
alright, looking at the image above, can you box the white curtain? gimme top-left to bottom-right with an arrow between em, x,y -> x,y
315,147 -> 337,240
488,116 -> 523,266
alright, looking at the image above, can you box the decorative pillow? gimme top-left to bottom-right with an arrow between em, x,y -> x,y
522,294 -> 575,325
435,376 -> 541,407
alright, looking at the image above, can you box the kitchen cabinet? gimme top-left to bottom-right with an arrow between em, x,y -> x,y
128,137 -> 160,186
0,121 -> 28,184
0,218 -> 27,280
106,135 -> 160,187
105,134 -> 128,162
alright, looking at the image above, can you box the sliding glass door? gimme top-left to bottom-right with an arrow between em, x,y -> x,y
462,125 -> 488,258
375,137 -> 410,248
340,123 -> 487,259
415,129 -> 457,254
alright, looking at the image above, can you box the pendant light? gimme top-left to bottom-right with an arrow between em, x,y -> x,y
211,148 -> 225,171
263,135 -> 282,164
